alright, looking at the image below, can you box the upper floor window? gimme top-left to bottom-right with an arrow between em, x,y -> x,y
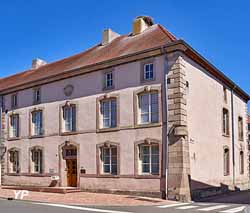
100,99 -> 117,129
9,149 -> 20,174
223,108 -> 229,136
31,148 -> 43,174
224,147 -> 230,176
238,116 -> 244,141
33,88 -> 41,104
62,104 -> 76,133
9,114 -> 19,138
100,146 -> 117,175
31,110 -> 43,136
104,71 -> 113,89
143,63 -> 154,81
11,94 -> 18,109
223,86 -> 227,103
138,92 -> 159,125
138,143 -> 159,175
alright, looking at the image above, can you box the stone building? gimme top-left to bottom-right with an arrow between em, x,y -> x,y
0,16 -> 249,201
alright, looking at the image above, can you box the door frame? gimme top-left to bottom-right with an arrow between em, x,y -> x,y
58,141 -> 80,188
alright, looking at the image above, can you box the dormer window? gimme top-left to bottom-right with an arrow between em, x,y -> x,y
144,63 -> 154,81
11,94 -> 18,109
33,88 -> 41,104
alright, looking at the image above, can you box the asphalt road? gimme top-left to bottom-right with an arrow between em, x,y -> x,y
0,199 -> 249,213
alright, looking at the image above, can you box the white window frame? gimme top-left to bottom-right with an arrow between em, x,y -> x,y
139,144 -> 159,175
100,99 -> 117,129
9,150 -> 20,174
223,108 -> 229,135
9,114 -> 19,138
138,92 -> 159,125
105,72 -> 113,89
31,110 -> 43,136
11,94 -> 18,109
143,63 -> 154,81
101,146 -> 117,175
32,149 -> 43,174
62,105 -> 76,133
34,88 -> 41,103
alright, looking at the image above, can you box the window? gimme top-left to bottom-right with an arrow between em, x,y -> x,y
139,144 -> 159,175
9,114 -> 19,138
143,63 -> 154,81
100,146 -> 117,175
224,148 -> 230,176
240,151 -> 244,174
31,149 -> 43,173
9,150 -> 20,173
31,110 -> 43,136
100,99 -> 117,129
11,94 -> 18,109
238,116 -> 244,141
223,86 -> 227,102
138,92 -> 159,124
223,108 -> 229,136
62,105 -> 76,132
104,72 -> 113,89
33,88 -> 41,104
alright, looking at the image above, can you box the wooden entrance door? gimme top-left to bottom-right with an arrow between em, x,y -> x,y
66,159 -> 77,187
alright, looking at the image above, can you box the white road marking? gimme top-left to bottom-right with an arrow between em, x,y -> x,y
219,206 -> 246,213
176,205 -> 198,210
157,202 -> 190,208
34,202 -> 133,213
198,204 -> 230,211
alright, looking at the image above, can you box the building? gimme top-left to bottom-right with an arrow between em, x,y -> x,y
0,16 -> 249,201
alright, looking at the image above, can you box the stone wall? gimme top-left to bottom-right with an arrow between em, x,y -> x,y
167,52 -> 191,201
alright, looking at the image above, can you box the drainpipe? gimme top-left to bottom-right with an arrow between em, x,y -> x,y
231,86 -> 236,188
161,46 -> 169,199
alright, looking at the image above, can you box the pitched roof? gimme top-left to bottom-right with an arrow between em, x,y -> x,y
0,24 -> 176,92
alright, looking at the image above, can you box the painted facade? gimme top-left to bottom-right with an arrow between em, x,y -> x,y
0,16 -> 249,201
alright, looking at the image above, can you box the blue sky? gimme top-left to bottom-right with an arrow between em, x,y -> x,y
0,0 -> 249,96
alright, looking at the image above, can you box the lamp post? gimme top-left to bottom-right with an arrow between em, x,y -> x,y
0,143 -> 6,187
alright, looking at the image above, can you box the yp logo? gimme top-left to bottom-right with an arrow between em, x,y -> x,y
14,190 -> 29,199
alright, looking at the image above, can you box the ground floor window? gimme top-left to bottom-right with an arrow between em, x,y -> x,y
9,149 -> 20,173
240,151 -> 244,174
100,146 -> 118,175
224,147 -> 230,176
138,143 -> 159,175
31,148 -> 43,174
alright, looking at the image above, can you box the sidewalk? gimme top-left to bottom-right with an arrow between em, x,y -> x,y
0,188 -> 175,206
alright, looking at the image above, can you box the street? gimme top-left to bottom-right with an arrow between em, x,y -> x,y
0,199 -> 249,213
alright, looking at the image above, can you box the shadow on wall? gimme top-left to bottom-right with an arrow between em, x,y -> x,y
190,179 -> 250,204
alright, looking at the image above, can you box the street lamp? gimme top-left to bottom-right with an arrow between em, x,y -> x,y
0,143 -> 6,187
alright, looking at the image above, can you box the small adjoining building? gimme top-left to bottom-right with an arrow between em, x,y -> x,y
0,16 -> 249,201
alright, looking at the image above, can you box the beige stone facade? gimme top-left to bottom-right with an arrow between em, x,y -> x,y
0,17 -> 249,201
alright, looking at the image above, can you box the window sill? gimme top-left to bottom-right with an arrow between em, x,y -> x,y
135,175 -> 160,179
29,135 -> 44,139
239,139 -> 244,142
134,123 -> 161,129
141,78 -> 155,84
97,127 -> 120,133
60,131 -> 78,136
222,134 -> 230,138
97,174 -> 120,178
103,86 -> 115,91
6,173 -> 20,176
7,137 -> 21,141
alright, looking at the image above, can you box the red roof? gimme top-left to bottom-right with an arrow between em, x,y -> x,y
0,24 -> 176,92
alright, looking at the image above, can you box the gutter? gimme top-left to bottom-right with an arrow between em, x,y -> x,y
231,86 -> 236,188
160,45 -> 169,199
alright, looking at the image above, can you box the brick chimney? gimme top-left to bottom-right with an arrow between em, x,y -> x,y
32,58 -> 47,69
132,16 -> 154,35
102,29 -> 120,46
